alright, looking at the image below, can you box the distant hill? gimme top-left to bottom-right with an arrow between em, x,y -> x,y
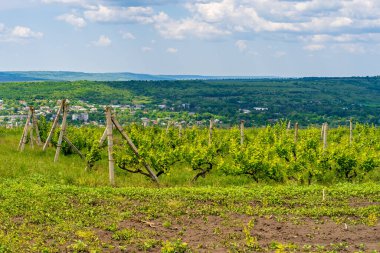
0,71 -> 275,82
0,77 -> 379,126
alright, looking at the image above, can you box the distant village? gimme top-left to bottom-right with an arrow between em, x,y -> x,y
0,99 -> 93,127
0,99 -> 147,128
0,98 -> 270,128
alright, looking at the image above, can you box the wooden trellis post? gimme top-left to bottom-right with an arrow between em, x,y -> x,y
166,121 -> 171,134
321,123 -> 325,141
99,128 -> 107,147
349,118 -> 353,145
178,123 -> 183,139
106,107 -> 115,186
32,107 -> 42,145
287,120 -> 291,134
18,106 -> 42,151
29,124 -> 34,149
294,122 -> 299,143
95,107 -> 159,185
323,122 -> 328,150
54,102 -> 69,162
209,119 -> 213,145
41,99 -> 84,162
43,99 -> 65,151
240,120 -> 245,145
109,109 -> 159,184
18,108 -> 31,151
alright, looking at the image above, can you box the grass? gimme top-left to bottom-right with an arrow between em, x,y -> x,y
0,129 -> 258,188
0,179 -> 379,251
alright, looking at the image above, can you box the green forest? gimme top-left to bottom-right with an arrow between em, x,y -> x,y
1,76 -> 379,126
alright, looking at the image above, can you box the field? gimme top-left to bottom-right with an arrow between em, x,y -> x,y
0,125 -> 379,252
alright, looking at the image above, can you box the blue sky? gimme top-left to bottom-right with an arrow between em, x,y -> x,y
1,0 -> 380,77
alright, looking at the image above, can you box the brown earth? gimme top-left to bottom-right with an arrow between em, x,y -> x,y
92,214 -> 380,252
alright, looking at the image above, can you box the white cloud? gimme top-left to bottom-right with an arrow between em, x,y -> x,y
42,0 -> 88,5
339,44 -> 366,54
92,35 -> 111,46
304,44 -> 325,51
120,31 -> 136,40
141,46 -> 152,52
0,24 -> 43,42
163,0 -> 380,42
155,18 -> 230,40
57,13 -> 87,28
41,0 -> 380,53
186,0 -> 234,23
166,47 -> 178,53
11,26 -> 43,39
302,33 -> 380,44
235,40 -> 248,52
84,5 -> 156,24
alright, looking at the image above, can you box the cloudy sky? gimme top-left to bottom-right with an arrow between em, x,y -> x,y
1,0 -> 380,76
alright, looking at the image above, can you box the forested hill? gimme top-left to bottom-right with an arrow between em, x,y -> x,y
0,71 -> 272,82
0,77 -> 379,126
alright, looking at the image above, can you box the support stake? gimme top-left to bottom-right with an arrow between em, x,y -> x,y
43,99 -> 65,151
240,120 -> 245,146
106,107 -> 115,186
54,103 -> 68,162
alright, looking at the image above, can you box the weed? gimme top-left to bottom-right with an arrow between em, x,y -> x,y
163,220 -> 172,229
161,239 -> 190,253
112,228 -> 140,241
68,240 -> 88,252
367,213 -> 378,226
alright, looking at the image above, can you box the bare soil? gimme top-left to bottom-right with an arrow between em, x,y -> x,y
94,214 -> 380,252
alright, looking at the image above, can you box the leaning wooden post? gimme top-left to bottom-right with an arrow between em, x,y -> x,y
111,115 -> 159,184
321,123 -> 325,141
106,107 -> 115,186
209,119 -> 213,145
294,122 -> 299,143
99,128 -> 107,147
29,121 -> 34,149
18,107 -> 32,151
286,120 -> 291,134
62,136 -> 85,160
323,122 -> 328,150
43,99 -> 65,151
240,120 -> 245,145
349,118 -> 353,145
166,121 -> 171,134
54,102 -> 68,162
32,107 -> 42,146
178,124 -> 183,139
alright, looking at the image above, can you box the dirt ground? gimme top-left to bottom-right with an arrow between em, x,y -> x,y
94,214 -> 380,252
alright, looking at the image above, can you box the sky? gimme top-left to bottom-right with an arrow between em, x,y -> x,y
1,0 -> 380,77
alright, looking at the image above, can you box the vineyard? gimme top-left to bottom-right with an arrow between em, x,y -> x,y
0,109 -> 380,252
29,115 -> 380,186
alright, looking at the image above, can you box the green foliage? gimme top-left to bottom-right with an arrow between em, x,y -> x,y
37,115 -> 49,142
86,140 -> 102,170
161,239 -> 190,253
112,228 -> 140,241
32,121 -> 380,184
68,240 -> 88,252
